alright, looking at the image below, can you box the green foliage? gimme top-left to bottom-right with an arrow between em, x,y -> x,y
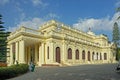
0,14 -> 10,62
112,22 -> 120,45
113,7 -> 120,60
0,64 -> 29,80
117,48 -> 120,60
116,7 -> 120,12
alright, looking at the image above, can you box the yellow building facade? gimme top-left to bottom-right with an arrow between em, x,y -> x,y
7,20 -> 116,66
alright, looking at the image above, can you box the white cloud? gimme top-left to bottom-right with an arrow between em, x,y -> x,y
9,18 -> 46,31
14,1 -> 23,12
20,13 -> 26,21
115,1 -> 120,7
73,12 -> 120,32
45,13 -> 60,19
31,0 -> 48,7
0,0 -> 9,5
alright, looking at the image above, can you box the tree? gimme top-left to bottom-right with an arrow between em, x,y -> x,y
0,14 -> 10,62
113,7 -> 120,60
116,7 -> 120,20
112,22 -> 120,44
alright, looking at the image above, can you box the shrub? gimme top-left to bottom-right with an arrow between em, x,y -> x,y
0,64 -> 29,80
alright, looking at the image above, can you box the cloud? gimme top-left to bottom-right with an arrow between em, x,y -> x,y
73,12 -> 120,32
0,0 -> 9,5
45,13 -> 60,19
31,0 -> 48,7
20,13 -> 26,21
14,1 -> 23,12
115,1 -> 120,7
8,18 -> 46,31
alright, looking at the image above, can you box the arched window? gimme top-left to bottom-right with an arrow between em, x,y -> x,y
56,47 -> 61,63
68,48 -> 72,59
92,52 -> 94,60
75,49 -> 79,59
104,53 -> 107,60
82,50 -> 85,60
97,52 -> 98,60
47,46 -> 49,59
88,51 -> 90,61
100,53 -> 102,60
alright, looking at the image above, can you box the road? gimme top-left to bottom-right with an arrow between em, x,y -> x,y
8,63 -> 120,80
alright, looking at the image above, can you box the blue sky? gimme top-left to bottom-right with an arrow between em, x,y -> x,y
0,0 -> 120,41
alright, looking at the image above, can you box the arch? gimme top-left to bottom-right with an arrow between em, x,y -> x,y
92,52 -> 94,60
88,51 -> 90,61
47,46 -> 49,59
104,53 -> 107,60
100,53 -> 102,60
75,49 -> 79,60
68,48 -> 72,59
56,47 -> 61,63
82,50 -> 85,60
96,52 -> 98,60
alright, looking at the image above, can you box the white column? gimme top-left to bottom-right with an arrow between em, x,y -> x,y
19,40 -> 25,63
38,44 -> 42,66
15,42 -> 19,64
10,44 -> 13,65
35,44 -> 38,64
41,43 -> 45,64
28,46 -> 31,63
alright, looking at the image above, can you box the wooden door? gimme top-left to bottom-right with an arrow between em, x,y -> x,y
56,47 -> 60,63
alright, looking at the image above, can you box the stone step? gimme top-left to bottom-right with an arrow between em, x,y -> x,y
42,64 -> 60,67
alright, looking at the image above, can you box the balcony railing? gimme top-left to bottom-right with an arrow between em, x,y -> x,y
8,26 -> 43,39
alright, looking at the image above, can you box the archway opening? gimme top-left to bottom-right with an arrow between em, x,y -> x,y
56,47 -> 61,63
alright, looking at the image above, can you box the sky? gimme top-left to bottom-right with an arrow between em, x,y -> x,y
0,0 -> 120,41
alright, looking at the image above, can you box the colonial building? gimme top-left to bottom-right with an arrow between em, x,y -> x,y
7,20 -> 116,66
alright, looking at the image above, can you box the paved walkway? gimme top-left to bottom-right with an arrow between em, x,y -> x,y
8,63 -> 120,80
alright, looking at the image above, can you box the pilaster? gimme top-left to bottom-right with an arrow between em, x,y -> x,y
39,43 -> 45,65
62,42 -> 66,63
10,44 -> 13,65
50,42 -> 54,62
